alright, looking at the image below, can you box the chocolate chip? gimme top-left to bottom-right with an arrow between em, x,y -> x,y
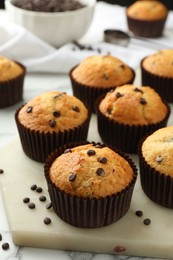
103,74 -> 109,80
72,106 -> 80,112
156,156 -> 163,163
68,173 -> 77,182
115,92 -> 123,98
140,97 -> 147,105
87,149 -> 96,156
135,210 -> 143,217
28,202 -> 36,209
23,197 -> 30,203
31,184 -> 37,191
143,218 -> 151,225
0,169 -> 4,174
39,195 -> 47,202
36,187 -> 43,193
54,92 -> 66,99
107,108 -> 112,114
97,157 -> 107,164
64,148 -> 72,154
44,217 -> 51,225
53,111 -> 61,117
0,233 -> 2,241
46,202 -> 52,209
49,119 -> 56,128
120,64 -> 125,70
26,106 -> 33,113
2,243 -> 9,250
134,87 -> 143,94
96,168 -> 105,176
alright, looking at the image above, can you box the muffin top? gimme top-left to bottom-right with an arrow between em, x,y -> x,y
142,50 -> 173,78
0,56 -> 23,81
49,143 -> 135,198
99,84 -> 168,125
127,1 -> 168,20
18,91 -> 88,133
142,126 -> 173,176
71,55 -> 134,88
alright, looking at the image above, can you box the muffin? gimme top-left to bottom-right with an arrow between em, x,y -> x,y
0,56 -> 26,108
96,84 -> 170,153
141,49 -> 173,102
15,91 -> 90,162
126,0 -> 168,38
138,126 -> 173,208
44,141 -> 138,228
69,54 -> 135,112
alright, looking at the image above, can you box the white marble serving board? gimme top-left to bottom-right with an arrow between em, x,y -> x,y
0,115 -> 173,259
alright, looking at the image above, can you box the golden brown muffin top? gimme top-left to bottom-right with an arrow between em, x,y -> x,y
18,91 -> 88,133
142,50 -> 173,77
99,84 -> 168,125
0,56 -> 23,81
142,126 -> 173,176
71,55 -> 134,88
127,1 -> 168,20
49,143 -> 134,198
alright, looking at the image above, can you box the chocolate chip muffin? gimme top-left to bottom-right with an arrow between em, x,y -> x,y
138,126 -> 173,208
126,0 -> 168,37
69,54 -> 135,112
141,49 -> 173,102
96,84 -> 170,153
44,141 -> 137,227
15,91 -> 90,162
0,56 -> 26,108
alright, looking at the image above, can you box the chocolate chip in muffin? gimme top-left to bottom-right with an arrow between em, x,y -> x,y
115,92 -> 123,98
68,173 -> 77,182
156,155 -> 163,163
140,97 -> 147,105
97,157 -> 107,164
103,74 -> 109,80
96,167 -> 105,176
49,119 -> 56,128
87,149 -> 96,156
72,106 -> 80,112
134,87 -> 143,94
53,111 -> 61,118
26,106 -> 33,113
120,64 -> 125,70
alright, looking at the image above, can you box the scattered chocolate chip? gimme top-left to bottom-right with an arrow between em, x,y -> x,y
68,173 -> 77,182
72,106 -> 80,112
97,157 -> 107,164
39,195 -> 47,202
134,87 -> 143,94
64,148 -> 72,154
30,184 -> 37,191
115,92 -> 123,98
135,210 -> 143,217
23,197 -> 30,203
2,243 -> 9,250
87,149 -> 96,156
46,202 -> 52,209
28,202 -> 36,209
36,187 -> 43,193
49,119 -> 56,128
0,169 -> 4,174
156,155 -> 163,163
96,168 -> 105,176
26,106 -> 33,113
143,218 -> 151,225
140,97 -> 147,105
53,111 -> 61,118
44,217 -> 52,225
0,233 -> 2,241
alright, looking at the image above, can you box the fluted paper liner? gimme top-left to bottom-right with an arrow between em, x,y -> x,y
69,66 -> 135,113
141,58 -> 173,102
96,95 -> 170,154
138,136 -> 173,209
15,106 -> 91,163
0,62 -> 26,108
44,141 -> 138,228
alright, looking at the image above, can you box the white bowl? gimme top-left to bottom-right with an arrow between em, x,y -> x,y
5,0 -> 96,47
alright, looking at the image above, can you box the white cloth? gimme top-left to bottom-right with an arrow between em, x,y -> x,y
0,2 -> 173,73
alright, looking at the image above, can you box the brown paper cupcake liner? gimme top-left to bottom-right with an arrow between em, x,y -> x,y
141,60 -> 173,102
69,66 -> 135,113
44,141 -> 138,228
0,62 -> 26,108
96,95 -> 170,154
126,15 -> 167,38
15,107 -> 91,163
138,137 -> 173,208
